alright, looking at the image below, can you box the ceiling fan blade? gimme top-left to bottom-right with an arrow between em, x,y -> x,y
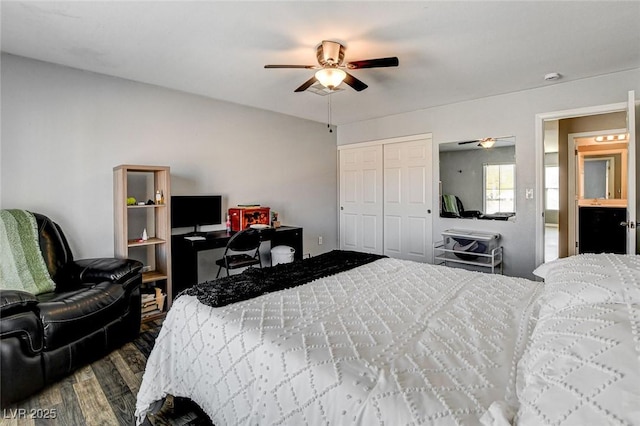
343,72 -> 368,92
346,57 -> 399,69
264,65 -> 317,69
458,140 -> 479,145
294,76 -> 318,92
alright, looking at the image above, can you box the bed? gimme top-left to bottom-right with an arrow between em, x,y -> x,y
135,251 -> 640,425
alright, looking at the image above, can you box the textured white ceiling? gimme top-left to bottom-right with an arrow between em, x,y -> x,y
2,1 -> 639,125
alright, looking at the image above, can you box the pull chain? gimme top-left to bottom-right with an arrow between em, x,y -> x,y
327,92 -> 333,133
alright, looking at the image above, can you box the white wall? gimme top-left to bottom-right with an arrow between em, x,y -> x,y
1,54 -> 338,259
338,68 -> 640,278
4,53 -> 638,279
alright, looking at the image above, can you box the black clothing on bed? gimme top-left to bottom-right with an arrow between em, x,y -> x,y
182,250 -> 386,308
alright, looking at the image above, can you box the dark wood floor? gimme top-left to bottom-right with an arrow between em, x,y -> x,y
1,319 -> 212,426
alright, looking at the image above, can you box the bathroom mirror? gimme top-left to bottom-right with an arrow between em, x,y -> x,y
576,139 -> 627,204
439,136 -> 516,220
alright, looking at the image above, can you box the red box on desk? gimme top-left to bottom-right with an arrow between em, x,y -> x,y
229,207 -> 270,231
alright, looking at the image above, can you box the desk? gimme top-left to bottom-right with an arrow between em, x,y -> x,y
171,226 -> 303,296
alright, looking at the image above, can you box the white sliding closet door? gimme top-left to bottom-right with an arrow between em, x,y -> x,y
383,138 -> 433,262
339,145 -> 384,254
339,134 -> 433,261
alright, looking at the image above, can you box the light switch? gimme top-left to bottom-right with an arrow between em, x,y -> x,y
525,188 -> 534,199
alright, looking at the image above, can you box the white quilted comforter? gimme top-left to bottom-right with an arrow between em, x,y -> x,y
136,258 -> 542,425
515,254 -> 640,425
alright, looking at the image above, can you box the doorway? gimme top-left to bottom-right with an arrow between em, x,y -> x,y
544,116 -> 627,260
569,129 -> 628,255
535,91 -> 637,266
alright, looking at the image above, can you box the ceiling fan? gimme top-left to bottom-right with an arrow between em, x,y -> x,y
458,137 -> 513,148
264,40 -> 399,93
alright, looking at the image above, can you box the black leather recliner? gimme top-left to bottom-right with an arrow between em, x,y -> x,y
0,212 -> 143,406
440,195 -> 483,218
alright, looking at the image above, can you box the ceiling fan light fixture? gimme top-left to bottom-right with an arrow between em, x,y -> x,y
315,68 -> 346,90
595,134 -> 627,142
479,138 -> 496,148
265,39 -> 396,93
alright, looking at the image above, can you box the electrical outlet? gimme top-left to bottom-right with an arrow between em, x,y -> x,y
526,188 -> 534,199
318,236 -> 323,245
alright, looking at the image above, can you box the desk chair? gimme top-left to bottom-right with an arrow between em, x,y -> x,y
215,228 -> 262,278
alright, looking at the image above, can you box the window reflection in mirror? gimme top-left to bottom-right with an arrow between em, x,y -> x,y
439,136 -> 516,220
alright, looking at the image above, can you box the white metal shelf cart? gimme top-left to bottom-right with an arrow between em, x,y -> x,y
433,229 -> 503,274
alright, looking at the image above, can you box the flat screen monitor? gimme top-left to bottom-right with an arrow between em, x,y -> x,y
171,195 -> 222,229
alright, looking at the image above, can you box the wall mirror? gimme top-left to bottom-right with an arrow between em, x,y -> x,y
576,135 -> 627,205
439,136 -> 516,220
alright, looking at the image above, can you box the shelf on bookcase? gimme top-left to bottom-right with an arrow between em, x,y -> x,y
127,237 -> 166,247
141,310 -> 165,323
127,204 -> 166,209
142,270 -> 168,283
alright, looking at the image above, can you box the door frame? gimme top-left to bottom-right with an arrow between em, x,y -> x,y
535,93 -> 635,266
